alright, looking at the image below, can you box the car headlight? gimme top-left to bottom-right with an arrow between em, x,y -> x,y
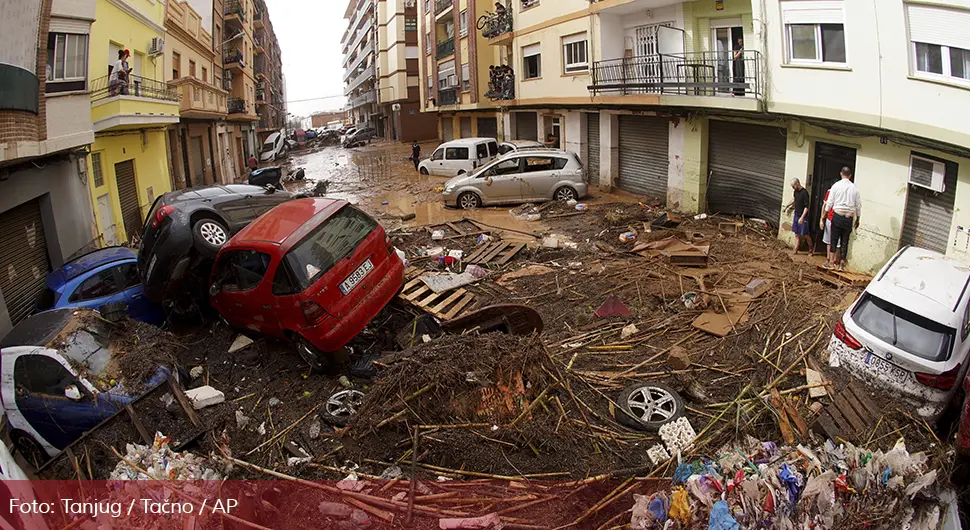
444,185 -> 455,193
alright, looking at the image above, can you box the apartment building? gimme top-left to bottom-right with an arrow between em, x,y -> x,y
345,0 -> 437,141
164,0 -> 229,189
418,0 -> 970,274
253,0 -> 286,144
311,110 -> 349,128
0,0 -> 98,334
87,0 -> 179,246
222,0 -> 259,174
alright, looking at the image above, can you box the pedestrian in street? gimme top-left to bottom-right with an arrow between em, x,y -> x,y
247,155 -> 258,172
819,189 -> 839,268
786,178 -> 812,255
824,167 -> 862,271
411,141 -> 421,171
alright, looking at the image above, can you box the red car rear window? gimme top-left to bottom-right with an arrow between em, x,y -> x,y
282,206 -> 378,291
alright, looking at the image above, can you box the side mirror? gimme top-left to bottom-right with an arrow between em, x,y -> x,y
485,177 -> 493,186
64,384 -> 82,401
209,283 -> 221,296
263,185 -> 276,194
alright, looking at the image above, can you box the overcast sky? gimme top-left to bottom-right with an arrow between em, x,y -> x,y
267,0 -> 348,118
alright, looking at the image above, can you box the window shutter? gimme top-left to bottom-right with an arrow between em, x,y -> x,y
49,17 -> 90,34
907,4 -> 970,50
562,32 -> 586,46
781,1 -> 844,24
523,43 -> 540,57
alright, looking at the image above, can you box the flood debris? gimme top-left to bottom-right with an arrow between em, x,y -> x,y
228,334 -> 254,353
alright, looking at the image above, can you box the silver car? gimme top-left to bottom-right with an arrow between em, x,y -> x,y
442,149 -> 588,209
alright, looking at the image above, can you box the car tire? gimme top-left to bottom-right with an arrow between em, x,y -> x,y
554,186 -> 579,202
192,219 -> 229,258
10,430 -> 47,469
457,192 -> 480,210
293,335 -> 328,372
419,167 -> 429,175
615,383 -> 685,432
319,389 -> 366,426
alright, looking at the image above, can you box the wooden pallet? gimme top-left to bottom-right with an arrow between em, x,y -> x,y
816,265 -> 873,287
400,277 -> 476,319
812,382 -> 882,442
428,220 -> 483,239
465,241 -> 526,266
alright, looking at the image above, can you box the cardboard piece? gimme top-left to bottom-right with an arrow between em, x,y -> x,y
496,264 -> 555,285
633,237 -> 710,267
691,292 -> 752,337
805,368 -> 828,398
594,294 -> 633,318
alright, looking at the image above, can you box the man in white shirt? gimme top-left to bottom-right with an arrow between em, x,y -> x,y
822,166 -> 862,271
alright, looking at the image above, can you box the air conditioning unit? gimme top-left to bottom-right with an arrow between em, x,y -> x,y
909,155 -> 946,193
149,37 -> 164,56
224,77 -> 233,90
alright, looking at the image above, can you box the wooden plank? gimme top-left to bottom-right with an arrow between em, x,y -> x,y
841,389 -> 876,427
402,278 -> 424,291
847,382 -> 881,419
431,289 -> 468,313
465,243 -> 497,263
446,222 -> 464,235
442,293 -> 476,320
64,447 -> 88,480
168,378 -> 201,427
125,404 -> 153,444
815,411 -> 842,441
782,397 -> 809,438
494,243 -> 525,265
478,242 -> 511,264
403,285 -> 431,302
769,389 -> 795,445
832,392 -> 867,433
419,289 -> 445,307
826,405 -> 854,436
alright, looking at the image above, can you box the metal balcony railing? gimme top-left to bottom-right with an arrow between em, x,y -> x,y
90,74 -> 179,103
228,98 -> 247,114
224,50 -> 245,68
434,0 -> 453,15
479,10 -> 512,39
224,0 -> 244,20
484,70 -> 514,101
438,87 -> 457,106
436,38 -> 455,59
588,50 -> 762,98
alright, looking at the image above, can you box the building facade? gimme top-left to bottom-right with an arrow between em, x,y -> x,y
252,0 -> 285,144
0,0 -> 99,334
418,0 -> 970,274
164,0 -> 229,189
222,0 -> 259,176
345,0 -> 437,141
311,110 -> 349,128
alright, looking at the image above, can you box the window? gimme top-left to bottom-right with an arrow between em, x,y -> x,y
445,147 -> 469,159
172,51 -> 181,79
487,141 -> 498,157
459,10 -> 468,37
202,66 -> 208,82
283,206 -> 378,290
562,33 -> 588,73
214,250 -> 271,292
781,1 -> 846,64
476,143 -> 488,159
189,59 -> 196,77
907,4 -> 970,83
91,153 -> 104,187
431,148 -> 444,161
522,0 -> 539,8
461,63 -> 470,91
47,33 -> 88,83
406,17 -> 417,31
485,159 -> 520,177
194,86 -> 201,101
523,157 -> 557,172
426,32 -> 432,54
438,59 -> 456,88
913,43 -> 970,81
70,269 -> 122,302
425,0 -> 430,12
14,355 -> 76,397
851,293 -> 955,362
523,43 -> 541,79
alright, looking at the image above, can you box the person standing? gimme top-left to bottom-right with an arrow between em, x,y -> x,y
411,141 -> 421,171
786,179 -> 812,255
819,189 -> 839,268
824,167 -> 862,270
732,37 -> 745,96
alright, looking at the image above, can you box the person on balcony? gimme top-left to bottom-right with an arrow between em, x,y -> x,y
109,49 -> 131,96
732,37 -> 745,96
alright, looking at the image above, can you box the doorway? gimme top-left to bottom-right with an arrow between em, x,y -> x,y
235,137 -> 245,179
96,193 -> 117,246
809,142 -> 857,253
711,21 -> 743,94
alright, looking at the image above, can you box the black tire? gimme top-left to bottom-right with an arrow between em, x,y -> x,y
457,192 -> 480,210
554,186 -> 578,202
615,383 -> 685,432
477,14 -> 488,30
319,389 -> 366,426
419,167 -> 429,175
10,430 -> 47,469
192,219 -> 229,258
293,335 -> 328,372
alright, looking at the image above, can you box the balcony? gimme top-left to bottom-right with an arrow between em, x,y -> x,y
349,90 -> 377,109
228,98 -> 249,114
588,50 -> 763,99
345,63 -> 376,94
253,9 -> 263,28
438,87 -> 457,106
224,50 -> 246,71
169,77 -> 228,119
435,0 -> 453,16
89,74 -> 180,132
436,38 -> 455,59
343,41 -> 374,81
256,89 -> 266,105
480,10 -> 512,43
484,70 -> 514,101
343,16 -> 373,58
224,0 -> 245,25
254,38 -> 264,55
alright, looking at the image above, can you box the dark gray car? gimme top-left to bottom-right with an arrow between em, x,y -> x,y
343,127 -> 376,148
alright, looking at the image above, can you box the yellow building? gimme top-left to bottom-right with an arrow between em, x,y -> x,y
88,0 -> 181,245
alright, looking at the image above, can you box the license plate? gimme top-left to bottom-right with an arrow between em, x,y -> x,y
339,258 -> 373,295
863,350 -> 908,384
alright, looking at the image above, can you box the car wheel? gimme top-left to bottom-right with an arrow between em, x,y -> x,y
457,192 -> 480,210
419,167 -> 429,175
293,335 -> 328,372
319,389 -> 366,426
615,383 -> 685,432
554,186 -> 578,202
10,430 -> 47,469
192,219 -> 229,258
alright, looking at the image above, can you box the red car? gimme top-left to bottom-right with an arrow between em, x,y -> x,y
208,198 -> 404,370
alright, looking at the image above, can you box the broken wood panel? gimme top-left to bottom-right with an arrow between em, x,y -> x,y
465,242 -> 500,263
769,389 -> 796,445
125,404 -> 153,445
840,388 -> 876,429
831,392 -> 867,434
815,411 -> 842,441
846,382 -> 881,419
431,289 -> 469,313
668,253 -> 710,267
441,293 -> 476,320
493,243 -> 525,265
478,242 -> 513,264
825,405 -> 854,437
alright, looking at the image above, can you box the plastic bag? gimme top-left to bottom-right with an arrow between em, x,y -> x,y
669,487 -> 691,525
708,500 -> 739,530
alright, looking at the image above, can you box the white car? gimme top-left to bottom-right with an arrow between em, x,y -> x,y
418,138 -> 500,177
828,246 -> 970,420
259,130 -> 287,162
498,139 -> 544,155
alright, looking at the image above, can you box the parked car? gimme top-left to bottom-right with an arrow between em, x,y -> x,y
828,246 -> 970,420
340,127 -> 358,145
259,131 -> 287,162
208,198 -> 405,370
343,127 -> 376,148
137,184 -> 300,309
1,308 -> 175,465
36,247 -> 163,325
442,149 -> 587,209
498,139 -> 544,155
249,166 -> 284,188
418,138 -> 501,177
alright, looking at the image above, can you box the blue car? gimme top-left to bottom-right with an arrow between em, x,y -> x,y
37,247 -> 164,325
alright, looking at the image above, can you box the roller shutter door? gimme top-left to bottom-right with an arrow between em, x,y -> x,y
441,118 -> 454,142
707,121 -> 787,223
460,117 -> 472,138
115,159 -> 141,242
586,113 -> 600,186
515,112 -> 538,141
618,115 -> 669,200
900,157 -> 957,254
0,200 -> 51,325
477,117 -> 498,139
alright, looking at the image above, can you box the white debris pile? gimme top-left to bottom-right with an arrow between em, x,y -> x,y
110,432 -> 222,480
658,417 -> 695,456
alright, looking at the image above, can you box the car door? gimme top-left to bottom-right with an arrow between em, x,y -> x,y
243,186 -> 290,220
445,147 -> 471,176
12,353 -> 113,452
429,148 -> 446,175
479,157 -> 524,203
195,187 -> 257,231
519,156 -> 560,200
66,265 -> 129,311
115,262 -> 164,325
210,249 -> 281,335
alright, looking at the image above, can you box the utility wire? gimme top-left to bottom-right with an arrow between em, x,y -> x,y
285,94 -> 347,104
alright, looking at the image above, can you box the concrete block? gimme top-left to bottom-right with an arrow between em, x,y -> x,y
185,385 -> 225,410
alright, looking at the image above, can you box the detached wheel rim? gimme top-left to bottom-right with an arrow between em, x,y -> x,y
199,222 -> 227,246
459,193 -> 479,209
297,341 -> 322,369
555,188 -> 576,201
627,386 -> 678,423
326,389 -> 365,419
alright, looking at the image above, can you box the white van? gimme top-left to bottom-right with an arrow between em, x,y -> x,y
259,130 -> 287,162
418,138 -> 500,177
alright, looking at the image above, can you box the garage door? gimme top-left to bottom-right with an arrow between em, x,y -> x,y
707,121 -> 787,223
441,118 -> 454,142
0,200 -> 51,325
586,113 -> 600,187
900,156 -> 957,254
115,159 -> 141,242
618,115 -> 669,200
515,112 -> 538,141
477,117 -> 498,139
460,117 -> 472,138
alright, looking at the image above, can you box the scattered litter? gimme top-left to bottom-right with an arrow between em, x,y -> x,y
575,203 -> 588,212
744,278 -> 771,298
228,334 -> 254,354
235,409 -> 250,429
159,393 -> 175,407
647,444 -> 672,465
184,385 -> 225,410
659,417 -> 695,455
566,199 -> 578,207
448,249 -> 464,260
394,248 -> 408,268
432,230 -> 445,240
510,204 -> 541,222
189,366 -> 204,379
619,231 -> 637,243
336,475 -> 367,492
476,234 -> 492,245
621,324 -> 639,339
496,264 -> 555,285
542,236 -> 560,248
805,368 -> 828,397
420,271 -> 480,293
268,397 -> 282,407
109,433 -> 221,480
380,465 -> 403,480
465,264 -> 488,278
308,418 -> 322,439
439,513 -> 502,529
257,422 -> 266,435
680,291 -> 709,310
694,213 -> 708,220
287,456 -> 312,467
338,376 -> 353,388
594,294 -> 633,318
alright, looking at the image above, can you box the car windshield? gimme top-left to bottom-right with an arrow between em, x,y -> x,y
851,293 -> 955,361
283,205 -> 378,290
